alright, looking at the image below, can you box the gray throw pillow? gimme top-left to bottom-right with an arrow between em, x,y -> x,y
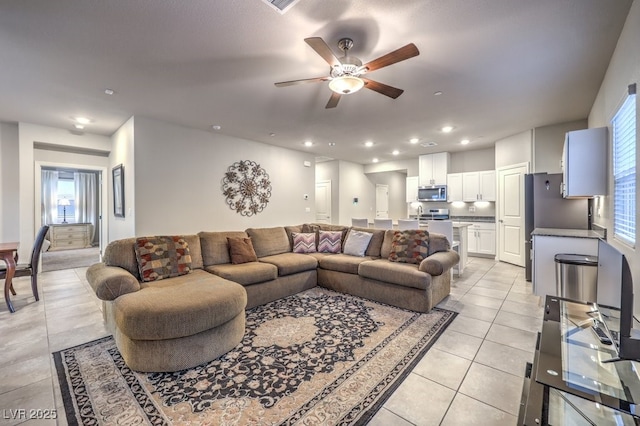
343,230 -> 374,257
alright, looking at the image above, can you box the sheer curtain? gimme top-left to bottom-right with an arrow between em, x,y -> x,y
74,172 -> 98,242
41,170 -> 59,225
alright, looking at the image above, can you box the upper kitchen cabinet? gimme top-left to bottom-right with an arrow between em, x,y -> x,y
419,152 -> 450,186
406,176 -> 419,202
447,173 -> 463,201
561,127 -> 607,198
462,170 -> 496,202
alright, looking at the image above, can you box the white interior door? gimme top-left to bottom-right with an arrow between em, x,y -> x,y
497,163 -> 529,266
315,180 -> 331,224
375,184 -> 389,218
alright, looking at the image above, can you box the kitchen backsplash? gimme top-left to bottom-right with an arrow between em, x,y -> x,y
409,201 -> 496,219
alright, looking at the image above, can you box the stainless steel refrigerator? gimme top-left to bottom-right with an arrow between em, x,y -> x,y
524,173 -> 590,281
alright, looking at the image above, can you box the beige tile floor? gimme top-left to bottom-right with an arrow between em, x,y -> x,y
0,257 -> 540,425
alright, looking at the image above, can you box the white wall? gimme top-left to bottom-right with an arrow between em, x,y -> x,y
316,161 -> 340,224
17,123 -> 111,259
533,120 -> 587,173
367,171 -> 408,220
132,117 -> 316,235
0,123 -> 20,242
363,158 -> 418,176
588,1 -> 640,315
495,130 -> 533,169
450,147 -> 495,173
338,161 -> 376,226
110,117 -> 136,241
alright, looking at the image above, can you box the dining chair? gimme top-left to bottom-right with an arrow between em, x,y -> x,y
0,225 -> 49,303
373,218 -> 393,230
397,219 -> 420,230
351,218 -> 369,228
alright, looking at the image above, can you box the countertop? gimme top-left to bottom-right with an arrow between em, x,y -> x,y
450,216 -> 495,223
531,228 -> 602,239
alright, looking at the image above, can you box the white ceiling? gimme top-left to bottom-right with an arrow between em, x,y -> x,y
0,0 -> 633,164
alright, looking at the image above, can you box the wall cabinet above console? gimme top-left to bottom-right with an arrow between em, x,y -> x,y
561,127 -> 607,198
419,152 -> 450,186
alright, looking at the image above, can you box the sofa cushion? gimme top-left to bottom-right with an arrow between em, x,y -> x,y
347,227 -> 385,257
199,231 -> 249,266
380,230 -> 396,259
318,253 -> 374,274
292,232 -> 317,253
284,225 -> 304,250
114,270 -> 246,340
303,223 -> 349,246
343,230 -> 374,257
427,232 -> 451,256
317,230 -> 342,253
388,230 -> 430,264
134,236 -> 192,282
227,237 -> 258,264
246,227 -> 291,258
205,262 -> 278,286
259,252 -> 318,276
103,237 -> 140,279
359,259 -> 430,290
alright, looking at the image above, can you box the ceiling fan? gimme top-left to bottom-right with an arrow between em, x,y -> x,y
275,37 -> 420,108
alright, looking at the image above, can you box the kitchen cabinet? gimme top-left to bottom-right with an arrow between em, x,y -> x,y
531,230 -> 599,299
467,222 -> 496,256
462,170 -> 496,202
561,127 -> 607,198
446,173 -> 463,202
406,176 -> 419,202
419,152 -> 449,186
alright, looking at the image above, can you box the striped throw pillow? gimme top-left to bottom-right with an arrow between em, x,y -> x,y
292,232 -> 316,253
318,230 -> 342,253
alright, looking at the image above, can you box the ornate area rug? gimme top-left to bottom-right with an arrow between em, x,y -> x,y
54,288 -> 455,425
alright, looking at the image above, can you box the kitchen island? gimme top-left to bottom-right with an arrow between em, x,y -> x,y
531,228 -> 603,300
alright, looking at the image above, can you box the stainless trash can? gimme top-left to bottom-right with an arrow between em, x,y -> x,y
554,254 -> 598,302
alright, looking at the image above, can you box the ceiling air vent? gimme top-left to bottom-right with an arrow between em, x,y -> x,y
420,141 -> 438,147
262,0 -> 303,14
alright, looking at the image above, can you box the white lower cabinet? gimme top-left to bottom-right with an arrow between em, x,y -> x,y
467,222 -> 496,256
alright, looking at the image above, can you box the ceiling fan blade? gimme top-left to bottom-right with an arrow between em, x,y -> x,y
305,37 -> 341,67
361,78 -> 404,99
274,76 -> 329,87
361,43 -> 419,73
325,92 -> 341,108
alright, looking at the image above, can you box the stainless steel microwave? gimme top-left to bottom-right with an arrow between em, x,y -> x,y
418,185 -> 447,201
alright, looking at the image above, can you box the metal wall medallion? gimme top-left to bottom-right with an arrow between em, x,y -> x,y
222,160 -> 272,216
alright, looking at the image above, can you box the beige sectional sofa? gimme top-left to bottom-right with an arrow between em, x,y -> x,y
87,224 -> 459,372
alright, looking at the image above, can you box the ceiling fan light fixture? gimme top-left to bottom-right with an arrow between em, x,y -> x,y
329,75 -> 364,95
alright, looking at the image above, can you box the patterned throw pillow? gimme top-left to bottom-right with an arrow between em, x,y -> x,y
318,230 -> 342,253
343,230 -> 374,257
227,237 -> 258,264
135,236 -> 192,282
388,230 -> 429,264
291,232 -> 317,253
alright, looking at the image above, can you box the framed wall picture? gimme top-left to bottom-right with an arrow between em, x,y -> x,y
112,164 -> 125,218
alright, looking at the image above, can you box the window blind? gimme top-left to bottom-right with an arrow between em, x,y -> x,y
612,90 -> 636,246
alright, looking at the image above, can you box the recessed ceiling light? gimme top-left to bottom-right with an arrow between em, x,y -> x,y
104,88 -> 115,95
304,141 -> 313,147
73,123 -> 85,130
461,139 -> 470,145
211,125 -> 222,130
372,158 -> 379,163
392,150 -> 400,155
365,141 -> 374,147
75,117 -> 91,124
433,91 -> 443,96
441,126 -> 454,133
409,138 -> 419,144
328,142 -> 336,146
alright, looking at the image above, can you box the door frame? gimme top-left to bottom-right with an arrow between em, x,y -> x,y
496,162 -> 529,266
35,161 -> 108,258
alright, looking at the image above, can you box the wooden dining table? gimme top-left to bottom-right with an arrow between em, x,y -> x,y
0,242 -> 19,313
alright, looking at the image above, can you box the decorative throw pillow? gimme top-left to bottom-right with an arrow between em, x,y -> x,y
291,232 -> 317,253
135,236 -> 192,282
317,230 -> 342,253
227,237 -> 258,264
388,230 -> 430,264
343,230 -> 374,257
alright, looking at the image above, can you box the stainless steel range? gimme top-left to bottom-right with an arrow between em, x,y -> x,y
419,208 -> 450,222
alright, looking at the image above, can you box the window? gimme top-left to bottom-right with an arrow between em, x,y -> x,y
57,178 -> 76,223
612,86 -> 636,247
